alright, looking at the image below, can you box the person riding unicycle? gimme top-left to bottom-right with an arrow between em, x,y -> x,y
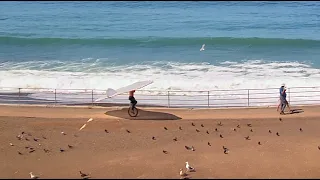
129,90 -> 137,110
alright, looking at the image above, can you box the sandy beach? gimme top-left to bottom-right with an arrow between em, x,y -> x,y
1,104 -> 320,179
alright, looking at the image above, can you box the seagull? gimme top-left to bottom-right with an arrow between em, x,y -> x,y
233,128 -> 237,132
87,118 -> 93,122
185,146 -> 192,150
22,131 -> 25,135
201,124 -> 204,127
279,118 -> 282,122
269,130 -> 272,133
237,125 -> 240,128
126,129 -> 131,133
299,128 -> 303,132
215,128 -> 218,132
191,146 -> 195,151
68,145 -> 73,149
60,148 -> 65,152
318,146 -> 320,150
258,141 -> 261,145
218,122 -> 223,126
247,124 -> 252,127
152,136 -> 156,140
196,129 -> 200,132
191,123 -> 195,126
164,127 -> 168,130
29,172 -> 38,179
179,126 -> 182,130
208,142 -> 211,146
173,137 -> 178,141
80,171 -> 89,178
79,124 -> 87,131
276,132 -> 280,136
104,129 -> 109,133
223,146 -> 229,154
163,150 -> 168,154
180,169 -> 187,177
42,136 -> 47,139
33,138 -> 39,142
16,135 -> 22,140
43,149 -> 50,153
245,136 -> 251,140
10,143 -> 14,146
206,130 -> 209,134
29,149 -> 35,153
18,151 -> 23,155
25,137 -> 30,141
250,129 -> 253,132
220,134 -> 223,138
200,44 -> 205,51
185,162 -> 195,172
61,131 -> 66,135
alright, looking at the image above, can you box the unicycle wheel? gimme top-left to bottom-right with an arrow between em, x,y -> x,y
128,107 -> 139,117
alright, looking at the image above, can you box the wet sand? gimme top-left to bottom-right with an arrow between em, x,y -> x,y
0,105 -> 320,179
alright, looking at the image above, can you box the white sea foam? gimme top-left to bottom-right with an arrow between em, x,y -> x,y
1,59 -> 320,107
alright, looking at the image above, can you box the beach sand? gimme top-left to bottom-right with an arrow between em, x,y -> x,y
0,105 -> 320,179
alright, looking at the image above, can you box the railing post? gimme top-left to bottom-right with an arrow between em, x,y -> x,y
247,89 -> 250,107
91,90 -> 94,107
167,91 -> 170,108
207,91 -> 210,108
18,88 -> 21,105
54,89 -> 57,106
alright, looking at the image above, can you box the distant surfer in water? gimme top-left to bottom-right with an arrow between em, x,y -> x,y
129,90 -> 137,110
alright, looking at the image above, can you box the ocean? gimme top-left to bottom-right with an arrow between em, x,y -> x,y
0,1 -> 320,93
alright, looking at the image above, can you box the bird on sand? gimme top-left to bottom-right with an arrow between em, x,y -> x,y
152,136 -> 156,140
180,169 -> 187,177
258,141 -> 261,145
179,126 -> 182,130
299,128 -> 303,132
215,128 -> 218,132
269,130 -> 272,133
173,137 -> 178,141
191,123 -> 195,126
18,151 -> 23,155
80,171 -> 89,178
126,129 -> 131,133
185,146 -> 192,150
279,118 -> 282,122
250,129 -> 253,132
208,142 -> 211,146
237,125 -> 240,128
247,124 -> 252,127
104,129 -> 109,133
223,146 -> 229,154
9,143 -> 14,146
29,172 -> 38,179
245,136 -> 251,140
220,134 -> 223,138
318,146 -> 320,150
43,149 -> 50,153
185,162 -> 195,172
61,131 -> 66,135
87,118 -> 93,123
233,128 -> 237,131
191,146 -> 195,151
196,129 -> 200,132
201,124 -> 204,127
206,130 -> 209,134
68,145 -> 73,149
276,132 -> 280,136
60,148 -> 65,152
218,122 -> 223,126
163,150 -> 168,154
164,127 -> 168,130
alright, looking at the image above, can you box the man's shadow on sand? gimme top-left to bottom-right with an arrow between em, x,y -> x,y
284,108 -> 304,115
105,108 -> 182,120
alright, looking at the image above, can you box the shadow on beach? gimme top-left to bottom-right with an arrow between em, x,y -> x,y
283,108 -> 304,115
105,108 -> 182,120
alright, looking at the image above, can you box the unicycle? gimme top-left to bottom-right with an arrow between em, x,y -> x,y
128,103 -> 139,117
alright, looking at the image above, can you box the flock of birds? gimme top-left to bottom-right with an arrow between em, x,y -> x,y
9,115 -> 320,179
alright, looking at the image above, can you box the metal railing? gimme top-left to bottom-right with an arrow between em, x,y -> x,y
0,86 -> 320,108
